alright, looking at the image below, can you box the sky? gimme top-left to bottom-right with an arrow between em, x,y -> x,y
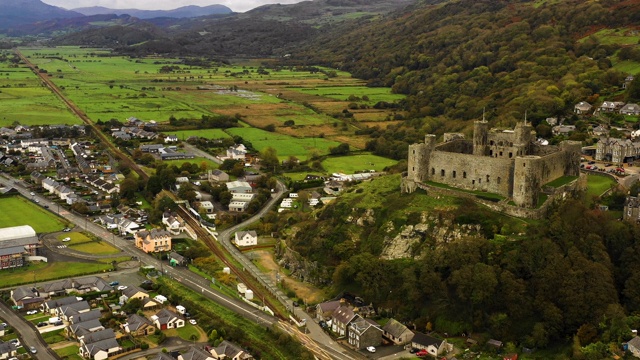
41,0 -> 307,13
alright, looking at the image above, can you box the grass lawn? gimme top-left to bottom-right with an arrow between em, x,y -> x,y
586,173 -> 616,197
165,324 -> 205,342
321,153 -> 397,174
544,175 -> 579,188
54,344 -> 81,359
56,232 -> 91,243
68,240 -> 121,255
0,196 -> 66,233
0,261 -> 111,288
42,329 -> 66,344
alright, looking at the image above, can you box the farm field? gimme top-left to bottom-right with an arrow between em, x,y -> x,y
0,51 -> 80,126
0,196 -> 65,233
18,47 -> 404,161
225,127 -> 342,160
167,128 -> 232,140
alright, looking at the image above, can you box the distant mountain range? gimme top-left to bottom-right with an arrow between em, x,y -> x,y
0,0 -> 232,31
71,5 -> 232,19
0,0 -> 81,28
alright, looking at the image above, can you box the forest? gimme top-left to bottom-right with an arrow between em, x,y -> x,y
283,179 -> 640,357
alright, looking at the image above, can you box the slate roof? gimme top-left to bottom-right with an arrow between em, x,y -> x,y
628,336 -> 640,349
213,340 -> 245,359
317,300 -> 340,313
0,341 -> 16,355
125,314 -> 153,332
71,309 -> 102,324
83,337 -> 119,356
153,308 -> 180,325
332,305 -> 356,325
179,346 -> 213,360
412,332 -> 445,348
11,286 -> 35,302
43,296 -> 79,309
82,328 -> 115,344
382,318 -> 413,339
122,286 -> 147,299
69,319 -> 104,336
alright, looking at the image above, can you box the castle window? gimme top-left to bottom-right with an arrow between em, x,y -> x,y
523,163 -> 526,167
478,178 -> 482,184
497,177 -> 501,184
431,168 -> 435,175
472,180 -> 475,185
490,140 -> 494,145
486,175 -> 490,182
412,167 -> 415,172
489,150 -> 493,156
463,171 -> 467,179
509,152 -> 513,158
453,171 -> 457,178
413,150 -> 415,154
441,169 -> 445,177
499,151 -> 503,156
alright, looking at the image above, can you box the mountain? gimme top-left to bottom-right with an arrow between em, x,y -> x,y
0,0 -> 82,28
72,4 -> 233,19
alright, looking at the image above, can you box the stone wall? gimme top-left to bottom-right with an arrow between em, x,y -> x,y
427,151 -> 514,197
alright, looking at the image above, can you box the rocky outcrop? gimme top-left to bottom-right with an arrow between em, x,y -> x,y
380,213 -> 482,260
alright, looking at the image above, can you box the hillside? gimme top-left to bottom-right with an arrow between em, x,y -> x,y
72,5 -> 233,19
0,0 -> 81,29
287,0 -> 640,160
277,174 -> 640,353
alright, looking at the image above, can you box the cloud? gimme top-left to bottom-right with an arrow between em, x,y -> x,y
42,0 -> 306,12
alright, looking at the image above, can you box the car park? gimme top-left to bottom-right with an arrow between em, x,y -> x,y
366,346 -> 376,353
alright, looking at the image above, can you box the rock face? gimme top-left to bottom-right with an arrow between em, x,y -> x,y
380,213 -> 482,260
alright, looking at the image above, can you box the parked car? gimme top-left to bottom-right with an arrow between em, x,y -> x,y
29,346 -> 37,354
416,349 -> 429,357
588,161 -> 596,164
189,319 -> 197,325
36,322 -> 47,327
25,310 -> 38,315
62,237 -> 71,242
109,281 -> 119,286
117,285 -> 128,291
366,346 -> 376,353
63,228 -> 71,232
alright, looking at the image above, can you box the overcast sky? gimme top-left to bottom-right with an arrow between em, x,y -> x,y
41,0 -> 307,13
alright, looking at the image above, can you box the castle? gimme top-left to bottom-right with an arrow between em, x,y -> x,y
402,121 -> 582,209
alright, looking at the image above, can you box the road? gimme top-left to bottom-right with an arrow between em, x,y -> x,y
0,175 -> 276,328
0,301 -> 58,360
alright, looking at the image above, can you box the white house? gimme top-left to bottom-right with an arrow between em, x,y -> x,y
226,181 -> 252,193
229,201 -> 250,212
234,231 -> 258,247
199,201 -> 215,213
226,144 -> 247,160
411,333 -> 450,358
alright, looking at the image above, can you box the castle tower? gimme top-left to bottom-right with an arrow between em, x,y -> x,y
512,156 -> 541,208
407,134 -> 437,183
514,121 -> 534,156
473,120 -> 489,156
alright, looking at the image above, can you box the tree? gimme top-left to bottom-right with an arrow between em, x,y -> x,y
329,143 -> 349,155
178,183 -> 197,203
260,147 -> 279,172
119,177 -> 139,201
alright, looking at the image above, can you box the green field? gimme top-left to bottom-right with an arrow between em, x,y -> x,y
167,128 -> 232,140
164,156 -> 220,171
298,85 -> 405,103
580,28 -> 640,46
321,154 -> 398,173
586,173 -> 616,197
54,345 -> 82,360
226,127 -> 342,160
69,240 -> 121,255
0,261 -> 111,287
0,196 -> 65,233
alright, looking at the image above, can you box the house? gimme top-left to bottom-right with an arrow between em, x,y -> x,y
487,339 -> 503,348
165,135 -> 179,143
0,342 -> 17,360
151,308 -> 184,330
208,169 -> 229,182
120,286 -> 149,303
234,231 -> 258,247
592,125 -> 608,137
412,332 -> 449,357
348,315 -> 383,350
122,314 -> 156,337
599,101 -> 623,113
382,318 -> 414,345
11,286 -> 43,310
210,340 -> 254,359
552,125 -> 575,136
155,353 -> 176,360
140,144 -> 165,153
118,218 -> 141,235
627,336 -> 640,358
68,319 -> 105,339
176,176 -> 190,184
621,103 -> 640,116
199,201 -> 215,214
70,309 -> 102,324
331,305 -> 356,337
162,212 -> 184,235
624,196 -> 640,223
231,193 -> 255,203
178,346 -> 215,360
80,337 -> 120,360
574,101 -> 592,115
141,297 -> 162,310
169,251 -> 187,266
226,181 -> 252,193
57,300 -> 91,321
135,229 -> 172,253
41,296 -> 80,313
226,144 -> 247,160
316,300 -> 341,321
